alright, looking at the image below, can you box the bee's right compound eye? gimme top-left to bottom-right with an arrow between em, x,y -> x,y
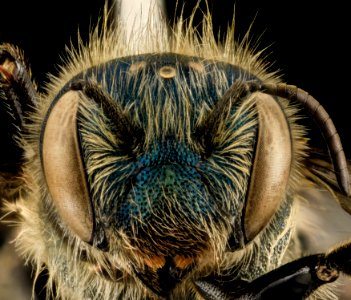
41,90 -> 94,243
243,92 -> 292,242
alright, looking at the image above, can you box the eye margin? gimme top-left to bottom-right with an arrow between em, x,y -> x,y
191,80 -> 291,244
40,80 -> 143,249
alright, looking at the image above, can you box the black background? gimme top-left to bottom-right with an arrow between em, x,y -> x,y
0,0 -> 349,154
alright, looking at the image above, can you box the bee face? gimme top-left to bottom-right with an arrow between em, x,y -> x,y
38,53 -> 295,295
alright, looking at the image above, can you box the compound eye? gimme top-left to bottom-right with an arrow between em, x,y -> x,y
42,90 -> 93,243
243,93 -> 292,242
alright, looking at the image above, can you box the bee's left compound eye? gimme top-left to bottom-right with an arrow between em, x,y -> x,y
243,93 -> 292,241
41,90 -> 94,243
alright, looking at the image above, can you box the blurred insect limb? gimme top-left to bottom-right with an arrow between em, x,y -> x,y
116,0 -> 168,52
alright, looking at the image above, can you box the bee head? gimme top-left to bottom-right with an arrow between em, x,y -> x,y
40,53 -> 294,295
